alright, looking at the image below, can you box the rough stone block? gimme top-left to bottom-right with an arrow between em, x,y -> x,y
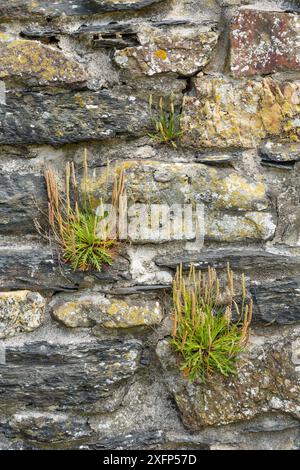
0,37 -> 86,86
250,278 -> 300,325
259,141 -> 300,165
157,326 -> 300,428
115,24 -> 219,76
0,0 -> 164,18
0,172 -> 46,234
6,412 -> 92,443
181,76 -> 300,149
51,292 -> 163,328
0,243 -> 130,291
0,290 -> 45,339
0,339 -> 142,410
87,160 -> 274,243
155,247 -> 300,274
0,89 -> 149,145
230,10 -> 300,77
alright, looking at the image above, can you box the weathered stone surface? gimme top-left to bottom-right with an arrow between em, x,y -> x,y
115,25 -> 219,76
6,412 -> 92,443
230,10 -> 300,77
74,22 -> 139,49
74,20 -> 191,50
0,172 -> 46,234
119,75 -> 186,108
276,188 -> 300,246
155,248 -> 300,273
0,339 -> 142,410
0,38 -> 86,86
260,141 -> 300,165
87,160 -> 274,242
86,431 -> 164,450
157,326 -> 300,429
251,279 -> 300,325
0,0 -> 164,18
181,76 -> 300,149
0,243 -> 130,291
0,291 -> 45,339
89,161 -> 270,211
0,89 -> 149,145
51,293 -> 163,328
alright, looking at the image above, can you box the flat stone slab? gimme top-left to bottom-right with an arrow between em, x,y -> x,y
155,248 -> 300,272
0,291 -> 45,339
5,412 -> 92,443
181,76 -> 300,149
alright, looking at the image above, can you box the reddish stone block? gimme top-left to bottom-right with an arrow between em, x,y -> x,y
230,9 -> 300,76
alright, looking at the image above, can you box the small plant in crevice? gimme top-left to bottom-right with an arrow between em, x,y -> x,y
35,150 -> 125,272
148,94 -> 184,149
170,264 -> 252,383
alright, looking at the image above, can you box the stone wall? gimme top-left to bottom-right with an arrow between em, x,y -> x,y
0,0 -> 299,450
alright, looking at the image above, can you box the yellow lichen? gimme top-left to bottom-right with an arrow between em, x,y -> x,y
0,39 -> 85,84
154,49 -> 168,60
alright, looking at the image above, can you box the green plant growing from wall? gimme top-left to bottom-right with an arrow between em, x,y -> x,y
170,264 -> 252,383
148,94 -> 183,148
35,150 -> 125,272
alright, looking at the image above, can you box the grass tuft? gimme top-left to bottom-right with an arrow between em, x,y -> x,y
35,150 -> 124,272
148,94 -> 183,148
170,264 -> 252,383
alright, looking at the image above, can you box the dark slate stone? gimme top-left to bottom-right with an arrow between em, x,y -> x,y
0,89 -> 149,145
155,248 -> 300,272
0,340 -> 142,410
0,244 -> 130,291
250,278 -> 300,324
0,172 -> 47,234
0,0 -> 164,18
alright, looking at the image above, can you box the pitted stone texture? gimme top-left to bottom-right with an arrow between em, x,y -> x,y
0,0 -> 164,18
0,38 -> 86,86
115,25 -> 219,76
0,291 -> 45,339
0,340 -> 142,410
51,293 -> 163,328
157,326 -> 300,429
230,10 -> 300,77
181,76 -> 300,149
